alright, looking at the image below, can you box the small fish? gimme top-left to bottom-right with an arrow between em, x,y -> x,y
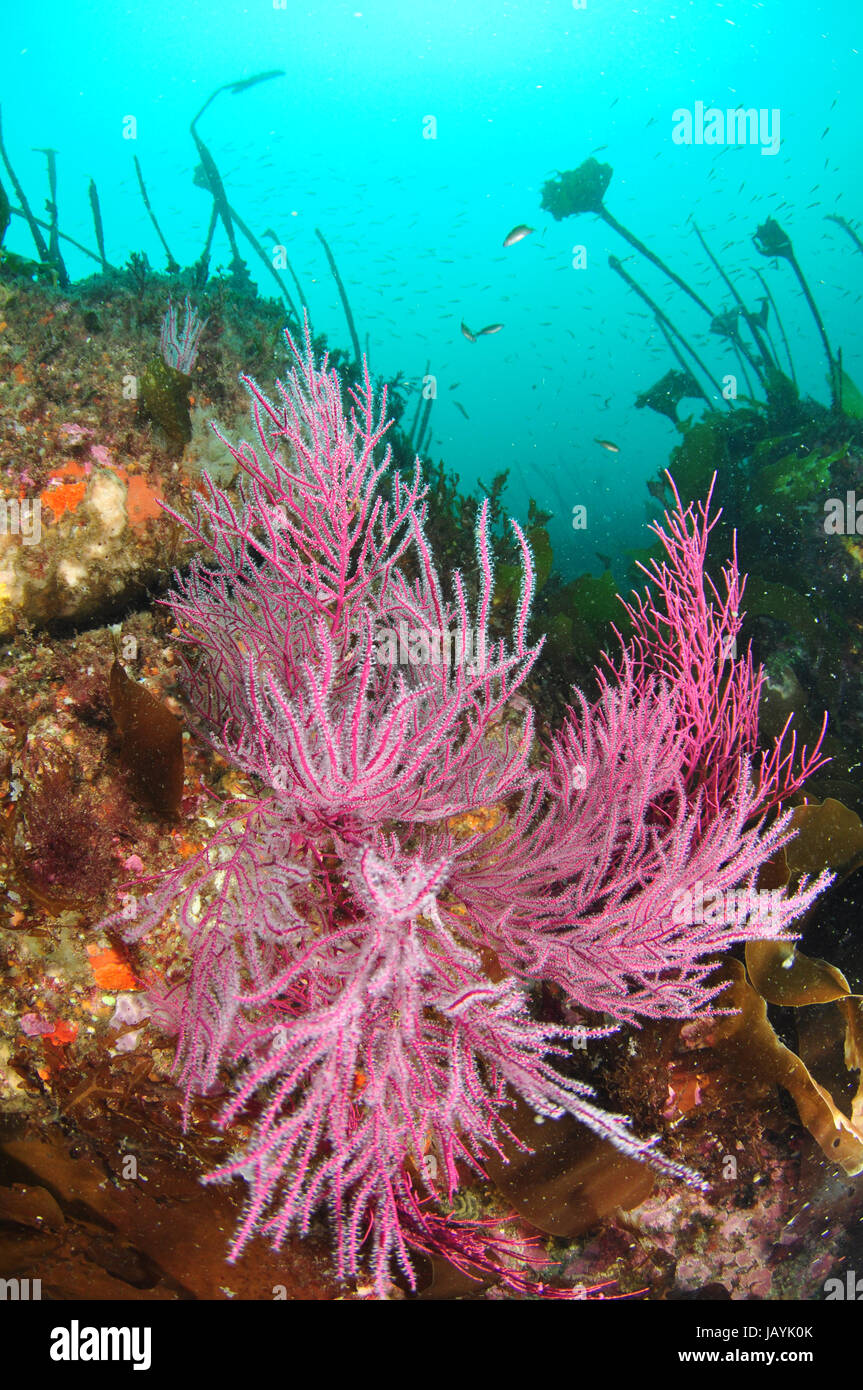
591,144 -> 608,153
478,323 -> 504,335
461,322 -> 477,342
448,381 -> 460,390
454,401 -> 470,420
594,438 -> 620,453
821,126 -> 830,138
503,223 -> 534,247
595,551 -> 612,569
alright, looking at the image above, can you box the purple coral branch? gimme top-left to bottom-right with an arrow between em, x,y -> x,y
109,323 -> 832,1297
613,472 -> 827,822
159,294 -> 208,374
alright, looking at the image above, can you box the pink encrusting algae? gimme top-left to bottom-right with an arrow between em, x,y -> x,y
107,323 -> 830,1296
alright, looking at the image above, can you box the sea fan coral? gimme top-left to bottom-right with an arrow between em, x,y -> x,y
159,294 -> 208,374
113,324 -> 829,1296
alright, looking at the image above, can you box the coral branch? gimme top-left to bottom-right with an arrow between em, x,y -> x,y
109,326 -> 830,1296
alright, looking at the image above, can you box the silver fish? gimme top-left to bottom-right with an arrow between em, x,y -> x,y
503,224 -> 534,248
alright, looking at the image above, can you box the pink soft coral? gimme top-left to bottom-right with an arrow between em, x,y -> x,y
112,326 -> 829,1295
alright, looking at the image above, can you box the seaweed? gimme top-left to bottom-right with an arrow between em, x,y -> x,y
0,174 -> 9,246
315,226 -> 362,366
753,217 -> 838,407
87,179 -> 110,274
542,157 -> 712,315
8,744 -> 118,911
636,369 -> 706,424
138,355 -> 194,458
133,156 -> 180,275
109,658 -> 184,819
32,147 -> 69,289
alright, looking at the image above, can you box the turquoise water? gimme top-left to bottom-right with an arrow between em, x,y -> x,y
3,0 -> 860,569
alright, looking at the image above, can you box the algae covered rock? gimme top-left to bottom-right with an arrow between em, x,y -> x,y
0,464 -> 176,637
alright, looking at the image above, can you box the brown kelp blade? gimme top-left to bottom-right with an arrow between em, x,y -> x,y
110,659 -> 184,817
483,1095 -> 654,1237
709,958 -> 863,1177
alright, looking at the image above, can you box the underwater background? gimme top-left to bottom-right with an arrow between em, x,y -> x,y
3,0 -> 863,1317
4,0 -> 860,573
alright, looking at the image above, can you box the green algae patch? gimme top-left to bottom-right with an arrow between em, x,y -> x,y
139,355 -> 193,457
